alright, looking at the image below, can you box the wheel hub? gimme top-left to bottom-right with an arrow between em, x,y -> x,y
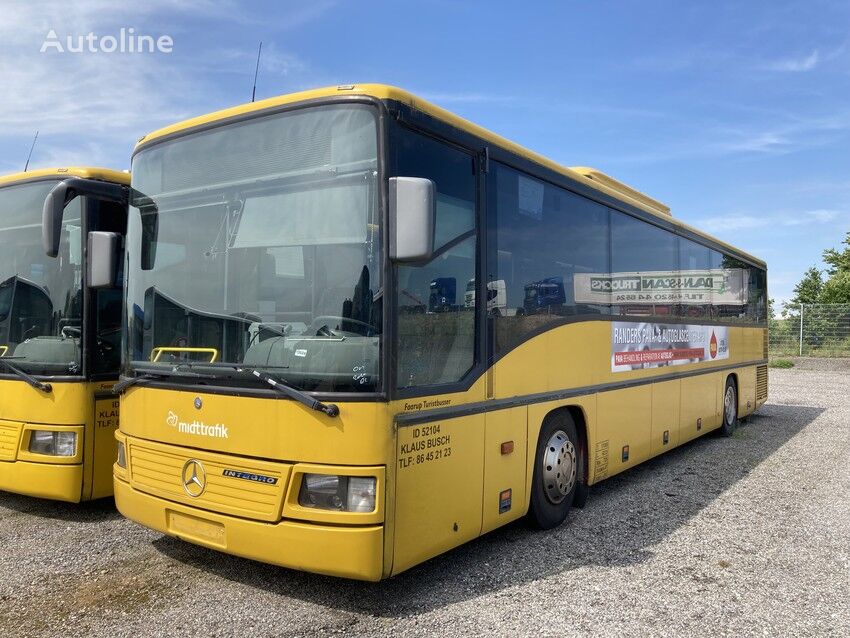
724,385 -> 736,425
542,429 -> 577,504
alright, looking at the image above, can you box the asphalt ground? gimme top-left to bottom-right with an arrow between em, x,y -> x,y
0,364 -> 847,637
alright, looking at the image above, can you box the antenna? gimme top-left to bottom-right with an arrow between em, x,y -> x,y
24,130 -> 39,172
251,41 -> 263,103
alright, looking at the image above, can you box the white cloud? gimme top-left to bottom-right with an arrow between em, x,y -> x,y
782,178 -> 850,196
268,1 -> 338,30
217,43 -> 306,78
0,1 -> 218,169
1,140 -> 121,173
697,214 -> 769,233
0,0 -> 330,170
712,131 -> 791,154
696,208 -> 847,234
0,49 -> 192,135
605,107 -> 850,166
764,50 -> 820,72
788,209 -> 842,224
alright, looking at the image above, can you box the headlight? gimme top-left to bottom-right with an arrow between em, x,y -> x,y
346,476 -> 377,512
29,431 -> 77,457
298,474 -> 376,513
116,441 -> 127,468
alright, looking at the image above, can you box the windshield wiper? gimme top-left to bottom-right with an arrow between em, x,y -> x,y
162,362 -> 339,417
114,372 -> 166,394
244,368 -> 339,417
114,369 -> 217,394
0,358 -> 52,393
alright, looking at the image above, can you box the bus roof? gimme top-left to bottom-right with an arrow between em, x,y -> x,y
0,167 -> 130,189
134,84 -> 765,268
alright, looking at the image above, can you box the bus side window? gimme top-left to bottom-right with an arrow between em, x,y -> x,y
393,129 -> 477,389
89,200 -> 127,376
92,289 -> 123,373
710,250 -> 754,321
487,163 -> 610,357
679,239 -> 711,318
610,210 -> 679,320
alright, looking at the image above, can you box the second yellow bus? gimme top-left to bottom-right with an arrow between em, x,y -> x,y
0,167 -> 128,502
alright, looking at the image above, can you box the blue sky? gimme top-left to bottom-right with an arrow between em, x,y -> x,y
1,0 -> 848,305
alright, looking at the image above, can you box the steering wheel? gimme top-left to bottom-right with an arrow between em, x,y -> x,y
305,315 -> 378,338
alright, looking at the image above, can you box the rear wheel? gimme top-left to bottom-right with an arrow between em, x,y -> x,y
719,376 -> 738,437
528,413 -> 581,529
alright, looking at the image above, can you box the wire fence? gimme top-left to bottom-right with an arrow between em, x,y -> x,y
770,303 -> 850,357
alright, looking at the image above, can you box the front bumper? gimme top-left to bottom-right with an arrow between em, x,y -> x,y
113,476 -> 385,581
0,460 -> 82,502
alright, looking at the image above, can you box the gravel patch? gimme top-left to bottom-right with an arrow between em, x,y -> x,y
1,368 -> 847,637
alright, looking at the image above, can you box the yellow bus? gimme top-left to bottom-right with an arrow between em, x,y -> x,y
0,167 -> 128,502
93,85 -> 766,579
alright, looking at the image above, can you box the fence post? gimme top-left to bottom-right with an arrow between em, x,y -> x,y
799,303 -> 804,356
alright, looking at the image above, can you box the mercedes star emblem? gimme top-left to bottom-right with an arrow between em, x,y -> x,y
181,459 -> 206,497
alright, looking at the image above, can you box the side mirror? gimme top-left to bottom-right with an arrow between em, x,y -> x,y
86,232 -> 121,289
43,178 -> 128,258
389,177 -> 435,262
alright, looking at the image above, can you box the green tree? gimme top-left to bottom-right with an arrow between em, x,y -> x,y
822,231 -> 850,277
820,271 -> 850,303
817,231 -> 850,303
791,266 -> 824,304
783,231 -> 850,355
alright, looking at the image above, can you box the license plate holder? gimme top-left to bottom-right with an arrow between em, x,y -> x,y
167,509 -> 226,547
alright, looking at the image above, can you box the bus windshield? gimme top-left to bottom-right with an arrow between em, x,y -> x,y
126,103 -> 382,393
0,181 -> 83,375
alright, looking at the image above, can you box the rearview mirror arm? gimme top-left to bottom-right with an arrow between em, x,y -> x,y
43,177 -> 128,258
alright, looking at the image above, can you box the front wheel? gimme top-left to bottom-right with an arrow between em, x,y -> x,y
528,414 -> 581,529
719,376 -> 738,437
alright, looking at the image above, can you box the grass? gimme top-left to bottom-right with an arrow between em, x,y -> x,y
769,337 -> 850,358
769,358 -> 795,369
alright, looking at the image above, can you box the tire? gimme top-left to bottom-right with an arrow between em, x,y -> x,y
718,376 -> 738,437
572,433 -> 590,509
528,413 -> 582,529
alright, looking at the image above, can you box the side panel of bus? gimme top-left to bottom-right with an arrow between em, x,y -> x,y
679,374 -> 719,444
596,386 -> 653,474
392,413 -> 485,574
89,390 -> 119,499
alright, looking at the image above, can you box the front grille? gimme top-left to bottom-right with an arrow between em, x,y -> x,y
756,365 -> 768,402
0,422 -> 20,461
128,441 -> 289,522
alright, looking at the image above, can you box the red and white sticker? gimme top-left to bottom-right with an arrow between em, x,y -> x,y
612,322 -> 729,372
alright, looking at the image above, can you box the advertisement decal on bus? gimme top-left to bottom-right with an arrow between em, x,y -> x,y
612,322 -> 729,371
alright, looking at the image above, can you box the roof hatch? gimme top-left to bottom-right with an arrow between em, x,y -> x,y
569,167 -> 670,217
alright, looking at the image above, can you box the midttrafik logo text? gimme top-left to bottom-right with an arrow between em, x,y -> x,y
166,411 -> 229,439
